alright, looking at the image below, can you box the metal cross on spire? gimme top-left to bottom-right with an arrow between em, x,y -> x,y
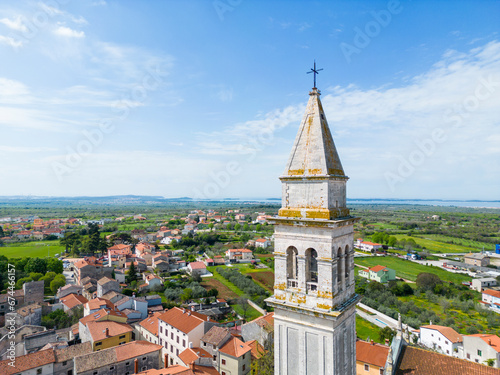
307,60 -> 323,88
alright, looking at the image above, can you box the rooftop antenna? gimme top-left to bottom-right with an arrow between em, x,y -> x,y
307,60 -> 323,88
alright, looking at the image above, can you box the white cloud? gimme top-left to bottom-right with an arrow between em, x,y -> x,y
0,35 -> 23,48
53,26 -> 85,38
0,78 -> 31,103
0,16 -> 28,32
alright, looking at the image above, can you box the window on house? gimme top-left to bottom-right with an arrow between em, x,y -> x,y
243,364 -> 246,371
67,370 -> 73,375
364,364 -> 369,371
142,367 -> 147,371
126,362 -> 130,366
37,370 -> 42,375
222,359 -> 226,365
119,335 -> 126,339
183,340 -> 186,347
379,369 -> 384,375
119,341 -> 126,345
176,349 -> 179,356
213,355 -> 217,361
478,350 -> 482,356
467,353 -> 471,359
143,357 -> 147,361
63,361 -> 67,366
93,372 -> 98,375
177,336 -> 179,343
171,332 -> 173,339
160,326 -> 163,333
222,372 -> 226,375
447,350 -> 449,354
95,342 -> 102,346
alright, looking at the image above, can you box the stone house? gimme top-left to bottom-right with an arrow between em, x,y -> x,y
97,277 -> 121,298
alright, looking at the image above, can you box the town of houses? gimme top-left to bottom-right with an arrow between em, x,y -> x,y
1,210 -> 500,375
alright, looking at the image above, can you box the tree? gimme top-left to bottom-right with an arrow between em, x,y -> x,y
243,224 -> 249,231
208,288 -> 219,298
238,296 -> 251,322
256,224 -> 262,231
378,326 -> 396,343
50,274 -> 67,294
234,223 -> 241,231
485,358 -> 496,367
47,258 -> 63,274
126,262 -> 137,284
25,257 -> 47,274
416,272 -> 442,291
251,339 -> 274,374
180,288 -> 193,302
208,223 -> 214,231
29,272 -> 44,281
0,226 -> 4,237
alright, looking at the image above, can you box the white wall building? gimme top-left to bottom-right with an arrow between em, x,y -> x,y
461,334 -> 500,367
419,325 -> 463,357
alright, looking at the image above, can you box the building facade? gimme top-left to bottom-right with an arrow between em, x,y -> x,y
265,86 -> 359,375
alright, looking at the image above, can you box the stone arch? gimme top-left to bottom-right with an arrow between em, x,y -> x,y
337,246 -> 343,284
305,248 -> 318,283
286,246 -> 298,280
344,244 -> 350,279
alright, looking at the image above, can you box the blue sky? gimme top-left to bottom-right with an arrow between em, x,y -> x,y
0,0 -> 499,200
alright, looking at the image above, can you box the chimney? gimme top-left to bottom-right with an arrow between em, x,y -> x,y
134,358 -> 138,374
188,311 -> 191,316
489,339 -> 492,346
105,327 -> 109,337
190,361 -> 195,371
164,353 -> 169,368
370,340 -> 374,345
183,308 -> 186,314
385,339 -> 389,345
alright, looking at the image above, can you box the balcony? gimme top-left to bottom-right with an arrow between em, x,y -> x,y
306,282 -> 318,292
287,279 -> 298,288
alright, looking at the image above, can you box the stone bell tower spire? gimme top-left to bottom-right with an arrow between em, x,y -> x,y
266,83 -> 359,375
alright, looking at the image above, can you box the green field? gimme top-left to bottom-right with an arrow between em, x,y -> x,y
417,234 -> 494,252
393,234 -> 478,254
0,241 -> 65,258
356,315 -> 383,343
354,256 -> 471,284
231,303 -> 262,321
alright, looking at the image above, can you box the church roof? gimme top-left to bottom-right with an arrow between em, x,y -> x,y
282,87 -> 345,179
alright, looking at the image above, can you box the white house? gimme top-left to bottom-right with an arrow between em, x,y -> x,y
225,249 -> 253,261
187,262 -> 208,277
482,289 -> 500,311
255,238 -> 270,249
420,325 -> 463,357
355,238 -> 383,252
461,334 -> 500,367
472,278 -> 497,292
114,296 -> 149,319
157,307 -> 215,366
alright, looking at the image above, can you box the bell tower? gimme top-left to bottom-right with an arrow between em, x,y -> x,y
266,86 -> 360,375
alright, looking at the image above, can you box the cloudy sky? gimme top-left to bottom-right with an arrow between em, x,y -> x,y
0,0 -> 499,200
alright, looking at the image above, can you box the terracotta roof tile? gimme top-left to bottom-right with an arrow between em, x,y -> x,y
60,293 -> 88,309
246,339 -> 265,360
178,347 -> 212,365
356,340 -> 389,368
0,347 -> 55,375
370,265 -> 388,272
158,307 -> 212,334
219,336 -> 251,358
188,262 -> 206,270
139,311 -> 163,336
86,320 -> 133,341
396,346 -> 500,375
137,365 -> 220,375
483,289 -> 500,298
201,326 -> 231,346
55,342 -> 92,362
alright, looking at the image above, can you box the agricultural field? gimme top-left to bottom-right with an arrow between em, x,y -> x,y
392,234 -> 480,254
354,256 -> 471,284
418,234 -> 495,251
200,278 -> 239,300
246,271 -> 274,292
0,241 -> 65,258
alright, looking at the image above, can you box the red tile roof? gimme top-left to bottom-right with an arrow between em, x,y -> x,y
219,336 -> 252,358
483,289 -> 500,298
138,311 -> 163,336
188,262 -> 206,270
158,307 -> 212,334
370,265 -> 388,272
396,346 -> 500,375
86,320 -> 133,341
0,349 -> 55,375
246,339 -> 265,360
178,347 -> 212,365
60,293 -> 88,309
356,340 -> 389,368
138,365 -> 220,375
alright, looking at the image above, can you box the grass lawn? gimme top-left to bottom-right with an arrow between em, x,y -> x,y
0,241 -> 65,258
417,234 -> 494,251
354,256 -> 471,284
393,234 -> 478,254
231,303 -> 262,321
356,315 -> 383,343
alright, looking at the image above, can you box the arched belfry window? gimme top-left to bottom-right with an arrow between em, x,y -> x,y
286,246 -> 298,280
337,247 -> 343,284
305,248 -> 318,283
345,245 -> 350,279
